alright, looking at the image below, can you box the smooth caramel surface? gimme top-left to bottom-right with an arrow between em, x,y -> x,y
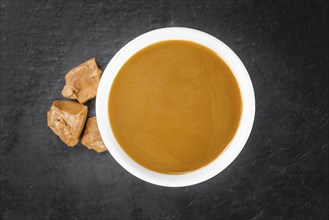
109,40 -> 242,174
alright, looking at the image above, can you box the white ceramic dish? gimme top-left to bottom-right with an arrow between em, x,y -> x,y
96,27 -> 255,187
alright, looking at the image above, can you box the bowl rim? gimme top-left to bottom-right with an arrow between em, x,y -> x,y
96,27 -> 255,187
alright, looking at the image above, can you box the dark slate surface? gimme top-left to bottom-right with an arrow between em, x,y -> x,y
0,0 -> 328,219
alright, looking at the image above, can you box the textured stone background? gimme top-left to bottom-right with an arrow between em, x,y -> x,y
0,0 -> 328,219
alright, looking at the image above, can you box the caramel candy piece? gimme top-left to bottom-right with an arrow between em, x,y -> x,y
81,117 -> 107,153
62,58 -> 102,103
47,100 -> 88,147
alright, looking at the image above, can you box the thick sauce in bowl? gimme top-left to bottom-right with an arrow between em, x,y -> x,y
109,40 -> 242,174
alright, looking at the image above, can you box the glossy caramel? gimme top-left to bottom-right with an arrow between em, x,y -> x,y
109,40 -> 242,174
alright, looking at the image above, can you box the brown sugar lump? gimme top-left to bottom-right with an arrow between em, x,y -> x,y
81,117 -> 107,153
62,57 -> 102,103
47,100 -> 88,147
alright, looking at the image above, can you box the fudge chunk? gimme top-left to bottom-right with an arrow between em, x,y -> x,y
81,117 -> 107,153
62,58 -> 102,103
47,100 -> 88,147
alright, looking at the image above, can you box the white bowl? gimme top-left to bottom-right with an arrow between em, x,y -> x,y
96,27 -> 255,187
